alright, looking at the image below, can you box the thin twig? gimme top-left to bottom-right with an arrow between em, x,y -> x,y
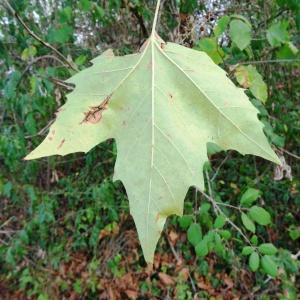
2,0 -> 78,71
165,234 -> 197,294
0,217 -> 16,229
279,148 -> 300,160
233,59 -> 300,67
215,201 -> 248,211
211,153 -> 230,182
17,55 -> 70,88
25,119 -> 54,138
200,172 -> 254,247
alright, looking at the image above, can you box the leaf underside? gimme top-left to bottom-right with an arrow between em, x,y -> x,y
26,33 -> 279,263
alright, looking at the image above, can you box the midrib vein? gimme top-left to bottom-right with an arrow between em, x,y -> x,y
146,39 -> 155,244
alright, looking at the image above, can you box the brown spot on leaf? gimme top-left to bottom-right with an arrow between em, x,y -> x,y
168,93 -> 174,101
81,94 -> 112,125
48,130 -> 56,141
57,139 -> 65,149
160,43 -> 166,50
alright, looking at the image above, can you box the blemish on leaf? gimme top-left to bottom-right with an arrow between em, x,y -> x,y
160,43 -> 166,50
48,130 -> 56,141
57,139 -> 65,149
168,93 -> 174,101
81,94 -> 112,124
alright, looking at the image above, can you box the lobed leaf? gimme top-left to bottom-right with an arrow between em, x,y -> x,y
26,30 -> 280,262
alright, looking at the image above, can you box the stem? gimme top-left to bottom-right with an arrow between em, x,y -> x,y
151,0 -> 161,36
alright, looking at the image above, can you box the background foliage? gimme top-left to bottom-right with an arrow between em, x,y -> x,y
0,0 -> 299,299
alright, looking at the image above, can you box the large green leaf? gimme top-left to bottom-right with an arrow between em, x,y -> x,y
26,29 -> 279,262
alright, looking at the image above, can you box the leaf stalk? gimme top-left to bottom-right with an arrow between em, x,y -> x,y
151,0 -> 161,37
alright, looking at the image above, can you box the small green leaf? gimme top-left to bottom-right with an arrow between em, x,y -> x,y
276,42 -> 299,60
261,255 -> 278,277
21,46 -> 37,61
200,203 -> 211,214
258,243 -> 277,255
187,223 -> 202,246
242,246 -> 254,256
266,21 -> 289,47
195,240 -> 209,258
235,66 -> 268,103
214,215 -> 226,229
214,16 -> 230,37
249,206 -> 271,225
250,235 -> 258,246
241,212 -> 256,233
288,226 -> 300,241
214,233 -> 225,256
240,188 -> 261,206
178,215 -> 193,230
229,19 -> 251,50
196,37 -> 224,64
219,230 -> 231,240
249,252 -> 260,272
80,0 -> 91,11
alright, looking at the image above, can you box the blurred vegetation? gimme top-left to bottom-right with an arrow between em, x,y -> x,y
0,0 -> 299,299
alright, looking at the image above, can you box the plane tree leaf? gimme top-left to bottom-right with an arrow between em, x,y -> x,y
25,6 -> 280,263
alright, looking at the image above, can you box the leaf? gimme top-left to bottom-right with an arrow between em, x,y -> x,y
219,230 -> 231,240
235,66 -> 268,103
214,16 -> 230,38
258,243 -> 278,255
26,13 -> 279,262
195,239 -> 209,258
47,25 -> 73,44
187,223 -> 202,246
266,21 -> 289,47
178,215 -> 193,230
242,246 -> 254,256
229,20 -> 251,50
276,42 -> 299,60
261,255 -> 278,277
249,206 -> 271,226
288,225 -> 300,240
240,188 -> 261,207
21,46 -> 37,61
241,212 -> 256,233
213,215 -> 226,229
196,37 -> 224,64
249,251 -> 260,272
